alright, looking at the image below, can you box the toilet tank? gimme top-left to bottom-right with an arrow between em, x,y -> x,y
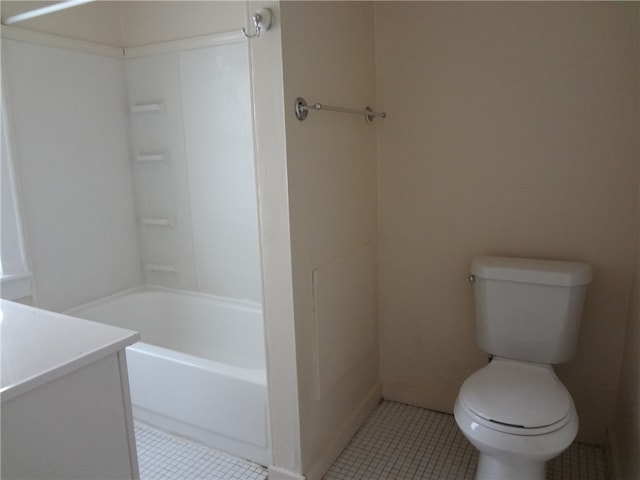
471,256 -> 592,364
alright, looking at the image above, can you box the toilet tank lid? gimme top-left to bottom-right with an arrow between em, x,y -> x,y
471,256 -> 592,287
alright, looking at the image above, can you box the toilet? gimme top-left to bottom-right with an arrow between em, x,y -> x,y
454,256 -> 592,480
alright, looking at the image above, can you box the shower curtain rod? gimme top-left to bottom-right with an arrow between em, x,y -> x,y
294,97 -> 386,124
3,0 -> 95,26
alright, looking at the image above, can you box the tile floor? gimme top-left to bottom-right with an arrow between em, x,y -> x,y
135,400 -> 608,480
134,422 -> 267,480
323,401 -> 608,480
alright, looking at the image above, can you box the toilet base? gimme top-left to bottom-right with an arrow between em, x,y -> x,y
476,453 -> 546,480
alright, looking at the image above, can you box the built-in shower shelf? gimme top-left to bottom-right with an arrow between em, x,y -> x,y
146,264 -> 178,274
136,152 -> 168,163
131,101 -> 164,113
141,217 -> 172,227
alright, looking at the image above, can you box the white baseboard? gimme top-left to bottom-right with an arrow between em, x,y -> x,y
303,384 -> 382,480
267,465 -> 306,480
604,427 -> 621,480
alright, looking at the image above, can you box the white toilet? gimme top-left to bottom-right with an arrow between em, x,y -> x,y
454,256 -> 592,480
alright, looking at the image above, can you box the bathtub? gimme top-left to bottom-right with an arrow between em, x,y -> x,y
67,286 -> 271,466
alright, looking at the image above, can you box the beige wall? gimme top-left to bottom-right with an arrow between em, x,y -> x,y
375,2 -> 639,445
119,1 -> 245,47
611,5 -> 640,478
281,2 -> 379,477
612,269 -> 640,478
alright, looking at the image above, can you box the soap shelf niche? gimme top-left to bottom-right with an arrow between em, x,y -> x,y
136,152 -> 169,163
131,101 -> 165,113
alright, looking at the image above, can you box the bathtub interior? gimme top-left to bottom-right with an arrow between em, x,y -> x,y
69,287 -> 265,369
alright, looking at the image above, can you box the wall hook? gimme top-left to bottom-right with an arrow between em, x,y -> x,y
242,8 -> 273,39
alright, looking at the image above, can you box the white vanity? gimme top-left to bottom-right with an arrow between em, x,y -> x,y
1,299 -> 140,480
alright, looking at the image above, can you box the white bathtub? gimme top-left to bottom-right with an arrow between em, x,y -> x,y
67,286 -> 271,466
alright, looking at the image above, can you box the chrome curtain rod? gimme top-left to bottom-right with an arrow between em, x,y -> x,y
294,97 -> 386,124
3,0 -> 95,25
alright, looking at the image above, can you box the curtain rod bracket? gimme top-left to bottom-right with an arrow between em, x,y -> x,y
294,98 -> 310,121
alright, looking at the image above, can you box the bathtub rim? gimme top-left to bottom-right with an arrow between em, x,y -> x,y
66,284 -> 263,316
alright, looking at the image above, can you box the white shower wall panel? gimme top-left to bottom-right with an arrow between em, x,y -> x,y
125,41 -> 262,303
3,39 -> 142,312
180,43 -> 262,303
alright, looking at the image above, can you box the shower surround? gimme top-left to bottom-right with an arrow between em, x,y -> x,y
3,22 -> 267,465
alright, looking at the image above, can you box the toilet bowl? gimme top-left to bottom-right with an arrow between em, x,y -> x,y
454,256 -> 591,480
454,358 -> 578,480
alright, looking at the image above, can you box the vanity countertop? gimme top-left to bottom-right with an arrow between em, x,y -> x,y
1,299 -> 139,401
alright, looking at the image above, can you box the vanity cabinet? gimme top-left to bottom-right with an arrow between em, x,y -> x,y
1,300 -> 140,480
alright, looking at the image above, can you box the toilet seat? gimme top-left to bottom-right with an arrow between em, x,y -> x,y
459,358 -> 573,435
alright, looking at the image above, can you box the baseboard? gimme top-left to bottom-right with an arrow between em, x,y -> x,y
604,427 -> 621,480
267,465 -> 306,480
303,383 -> 382,480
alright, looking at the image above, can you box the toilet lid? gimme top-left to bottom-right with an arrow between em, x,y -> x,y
459,358 -> 572,429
